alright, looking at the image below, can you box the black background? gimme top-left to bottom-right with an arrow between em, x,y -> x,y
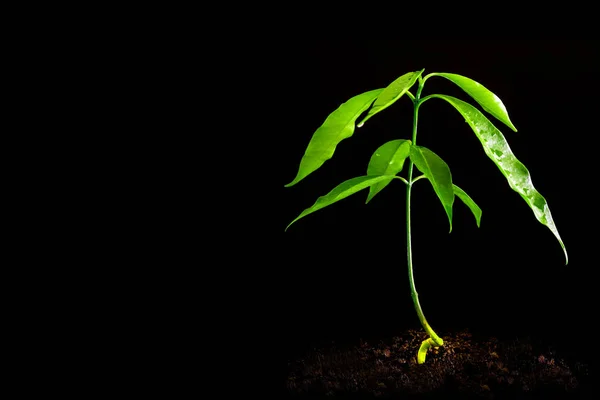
264,40 -> 597,370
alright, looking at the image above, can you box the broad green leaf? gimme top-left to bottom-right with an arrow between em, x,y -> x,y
436,94 -> 568,264
365,139 -> 412,204
357,69 -> 424,127
453,184 -> 482,228
409,146 -> 454,232
285,175 -> 399,231
285,89 -> 383,187
431,73 -> 517,132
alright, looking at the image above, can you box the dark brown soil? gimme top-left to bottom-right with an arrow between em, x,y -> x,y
286,329 -> 591,398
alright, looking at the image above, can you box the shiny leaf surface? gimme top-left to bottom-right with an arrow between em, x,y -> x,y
436,94 -> 567,264
285,89 -> 383,187
285,175 -> 400,231
431,73 -> 517,132
410,146 -> 455,232
365,139 -> 412,203
357,70 -> 423,127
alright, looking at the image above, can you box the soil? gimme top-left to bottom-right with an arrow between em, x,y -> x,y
285,329 -> 592,399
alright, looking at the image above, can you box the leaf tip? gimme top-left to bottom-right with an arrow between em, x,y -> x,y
285,176 -> 302,188
358,112 -> 375,128
506,118 -> 518,132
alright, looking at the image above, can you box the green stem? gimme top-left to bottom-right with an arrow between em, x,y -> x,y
411,174 -> 426,184
406,79 -> 444,364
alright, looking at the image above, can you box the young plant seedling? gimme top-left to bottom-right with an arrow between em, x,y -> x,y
284,69 -> 568,364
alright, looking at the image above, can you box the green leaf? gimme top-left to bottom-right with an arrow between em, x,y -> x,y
409,146 -> 454,232
285,89 -> 383,187
365,139 -> 412,204
436,94 -> 568,264
357,70 -> 424,127
285,175 -> 400,231
431,73 -> 517,132
453,184 -> 482,228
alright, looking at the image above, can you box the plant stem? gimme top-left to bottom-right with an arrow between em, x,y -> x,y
406,79 -> 444,364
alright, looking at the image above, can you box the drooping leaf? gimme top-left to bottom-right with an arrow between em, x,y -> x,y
357,70 -> 424,127
285,89 -> 383,187
285,175 -> 400,231
453,184 -> 482,228
365,139 -> 412,204
431,73 -> 517,132
435,94 -> 568,264
409,146 -> 454,232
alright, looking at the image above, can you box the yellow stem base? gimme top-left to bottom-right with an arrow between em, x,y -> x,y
417,336 -> 444,364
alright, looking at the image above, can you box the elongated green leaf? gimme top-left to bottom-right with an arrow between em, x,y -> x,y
409,146 -> 454,232
453,184 -> 482,228
432,73 -> 517,132
285,175 -> 399,231
285,89 -> 383,187
436,94 -> 568,264
357,70 -> 424,127
365,139 -> 412,204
